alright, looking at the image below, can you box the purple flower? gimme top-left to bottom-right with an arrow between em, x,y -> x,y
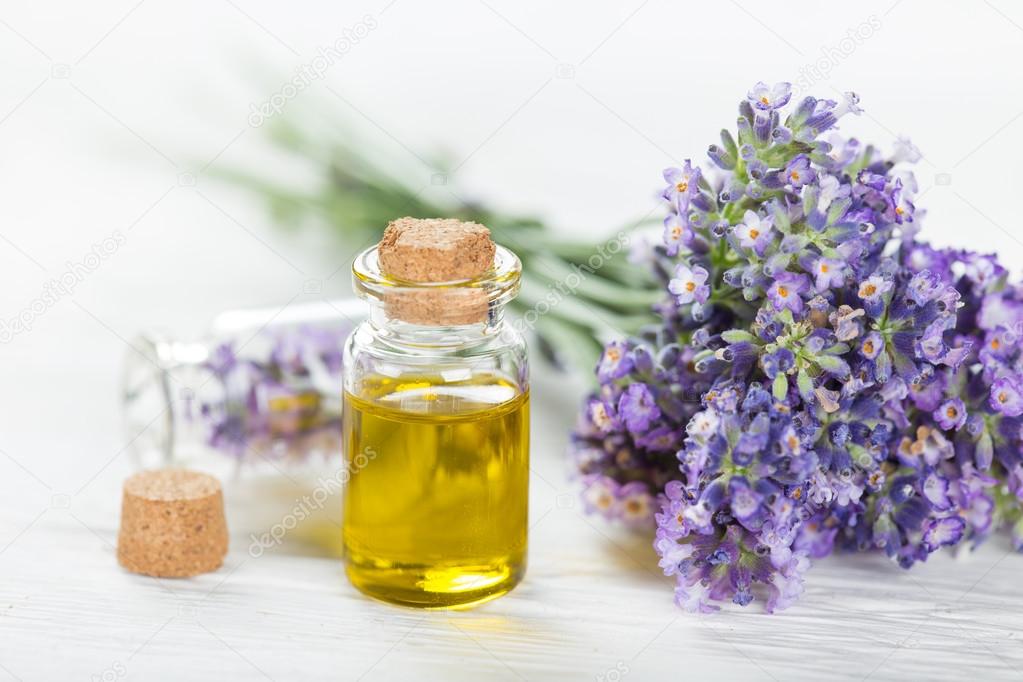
618,481 -> 655,527
668,263 -> 710,305
857,275 -> 893,305
655,531 -> 694,575
766,553 -> 809,614
909,375 -> 946,412
748,81 -> 792,111
762,347 -> 795,379
768,272 -> 810,314
728,476 -> 763,528
812,257 -> 845,291
922,517 -> 966,552
978,291 -> 1023,330
597,341 -> 633,382
663,214 -> 692,257
832,91 -> 863,119
207,343 -> 238,375
586,398 -> 618,433
933,398 -> 967,431
907,269 -> 942,305
916,321 -> 948,364
663,161 -> 700,214
784,155 -> 816,189
990,376 -> 1023,416
859,331 -> 884,361
735,210 -> 773,256
891,178 -> 915,224
618,383 -> 661,433
582,475 -> 620,520
815,174 -> 849,212
635,425 -> 681,452
923,472 -> 953,511
199,325 -> 350,461
857,169 -> 886,191
575,82 -> 1023,615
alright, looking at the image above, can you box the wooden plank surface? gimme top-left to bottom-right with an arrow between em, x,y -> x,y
2,369 -> 1022,682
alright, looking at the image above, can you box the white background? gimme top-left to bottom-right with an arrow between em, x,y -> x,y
2,1 -> 1023,680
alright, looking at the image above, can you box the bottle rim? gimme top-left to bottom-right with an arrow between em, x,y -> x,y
351,243 -> 521,325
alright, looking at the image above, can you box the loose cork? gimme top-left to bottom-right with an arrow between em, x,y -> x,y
117,469 -> 228,578
378,217 -> 495,282
376,217 -> 496,325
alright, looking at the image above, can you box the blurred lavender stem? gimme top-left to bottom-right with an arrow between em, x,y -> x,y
213,115 -> 661,378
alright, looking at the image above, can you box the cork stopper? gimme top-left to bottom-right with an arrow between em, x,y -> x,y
117,469 -> 228,578
378,217 -> 496,282
373,217 -> 497,325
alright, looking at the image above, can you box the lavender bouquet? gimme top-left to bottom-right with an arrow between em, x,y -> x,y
571,82 -> 1023,612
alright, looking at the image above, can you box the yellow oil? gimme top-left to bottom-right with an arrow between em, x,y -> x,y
342,372 -> 529,608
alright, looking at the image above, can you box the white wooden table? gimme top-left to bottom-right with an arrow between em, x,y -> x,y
2,364 -> 1022,682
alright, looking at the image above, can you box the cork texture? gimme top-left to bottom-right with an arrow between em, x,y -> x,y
376,217 -> 496,325
117,469 -> 228,578
385,288 -> 490,326
378,217 -> 495,283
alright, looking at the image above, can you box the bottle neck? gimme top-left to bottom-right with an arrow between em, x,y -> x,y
362,299 -> 510,351
351,243 -> 522,352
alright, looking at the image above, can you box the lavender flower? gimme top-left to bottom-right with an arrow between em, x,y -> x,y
735,210 -> 773,256
197,324 -> 349,460
669,264 -> 710,305
933,398 -> 967,431
619,383 -> 662,433
767,272 -> 810,314
748,81 -> 792,111
570,81 -> 1023,613
663,161 -> 701,214
812,257 -> 845,292
991,376 -> 1023,417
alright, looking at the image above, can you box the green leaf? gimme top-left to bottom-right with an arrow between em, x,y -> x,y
801,184 -> 819,215
815,354 -> 851,378
720,129 -> 739,158
721,329 -> 757,344
737,116 -> 754,147
773,373 -> 789,401
827,198 -> 852,226
772,201 -> 792,234
876,348 -> 893,380
797,369 -> 815,402
532,316 -> 604,385
527,254 -> 665,310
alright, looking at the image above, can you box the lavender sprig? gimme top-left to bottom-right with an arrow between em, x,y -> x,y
572,82 -> 1023,612
197,325 -> 349,461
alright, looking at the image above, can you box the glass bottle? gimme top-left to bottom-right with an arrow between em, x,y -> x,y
342,241 -> 529,608
121,299 -> 363,554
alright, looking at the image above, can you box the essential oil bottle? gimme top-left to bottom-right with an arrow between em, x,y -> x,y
342,218 -> 529,608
